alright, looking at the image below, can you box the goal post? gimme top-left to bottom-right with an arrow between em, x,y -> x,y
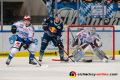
67,25 -> 115,60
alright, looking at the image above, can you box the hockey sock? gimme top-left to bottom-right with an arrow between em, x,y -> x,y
40,50 -> 44,57
8,54 -> 13,59
30,53 -> 35,60
59,50 -> 64,57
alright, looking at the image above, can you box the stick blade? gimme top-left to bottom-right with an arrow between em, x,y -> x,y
82,59 -> 92,62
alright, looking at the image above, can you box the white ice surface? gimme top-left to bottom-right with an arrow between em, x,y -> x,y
0,56 -> 120,80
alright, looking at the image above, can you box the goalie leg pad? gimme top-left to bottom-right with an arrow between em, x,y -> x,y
90,45 -> 107,60
79,43 -> 90,53
102,58 -> 108,63
72,49 -> 86,62
72,43 -> 90,62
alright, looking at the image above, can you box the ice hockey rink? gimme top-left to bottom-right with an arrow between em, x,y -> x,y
0,56 -> 120,80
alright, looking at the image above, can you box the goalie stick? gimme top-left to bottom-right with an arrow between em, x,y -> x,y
69,28 -> 92,62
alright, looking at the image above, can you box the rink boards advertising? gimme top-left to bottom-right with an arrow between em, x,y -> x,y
0,26 -> 119,57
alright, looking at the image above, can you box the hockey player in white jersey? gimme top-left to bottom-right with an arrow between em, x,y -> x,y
6,15 -> 37,65
69,27 -> 109,62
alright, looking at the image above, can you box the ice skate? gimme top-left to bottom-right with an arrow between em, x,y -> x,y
60,56 -> 68,62
29,60 -> 37,65
39,56 -> 43,62
6,59 -> 11,65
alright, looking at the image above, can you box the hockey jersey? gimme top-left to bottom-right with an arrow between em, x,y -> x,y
76,30 -> 100,44
12,21 -> 35,43
42,17 -> 63,40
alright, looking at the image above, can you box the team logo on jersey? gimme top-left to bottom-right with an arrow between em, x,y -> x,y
87,37 -> 92,41
50,20 -> 53,23
49,27 -> 57,33
69,71 -> 76,78
20,24 -> 23,26
23,28 -> 28,32
57,26 -> 61,29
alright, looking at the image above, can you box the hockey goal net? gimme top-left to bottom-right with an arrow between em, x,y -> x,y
52,25 -> 115,61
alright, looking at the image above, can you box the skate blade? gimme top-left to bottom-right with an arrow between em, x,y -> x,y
29,64 -> 49,68
60,61 -> 69,63
29,64 -> 38,67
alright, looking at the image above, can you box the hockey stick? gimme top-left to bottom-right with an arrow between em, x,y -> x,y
69,28 -> 75,40
15,34 -> 42,66
53,38 -> 75,62
69,28 -> 92,62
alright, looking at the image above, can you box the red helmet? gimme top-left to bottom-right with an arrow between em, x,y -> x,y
23,15 -> 31,20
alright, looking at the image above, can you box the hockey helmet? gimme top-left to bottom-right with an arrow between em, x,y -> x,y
89,26 -> 96,35
55,13 -> 61,18
23,15 -> 31,20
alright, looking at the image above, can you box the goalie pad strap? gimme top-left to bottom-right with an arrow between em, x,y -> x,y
90,43 -> 95,49
82,43 -> 88,50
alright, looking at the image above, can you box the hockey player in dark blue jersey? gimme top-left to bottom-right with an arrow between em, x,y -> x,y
39,13 -> 68,62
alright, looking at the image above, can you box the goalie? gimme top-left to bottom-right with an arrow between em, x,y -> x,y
69,27 -> 109,62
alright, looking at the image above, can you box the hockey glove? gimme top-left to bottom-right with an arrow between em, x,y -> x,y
42,23 -> 48,31
11,26 -> 17,34
57,39 -> 62,46
23,43 -> 30,50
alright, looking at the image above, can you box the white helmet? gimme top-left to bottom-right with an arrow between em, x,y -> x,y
89,26 -> 96,35
23,15 -> 31,20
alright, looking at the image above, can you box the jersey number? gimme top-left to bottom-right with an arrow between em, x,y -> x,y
19,31 -> 28,37
78,33 -> 81,38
